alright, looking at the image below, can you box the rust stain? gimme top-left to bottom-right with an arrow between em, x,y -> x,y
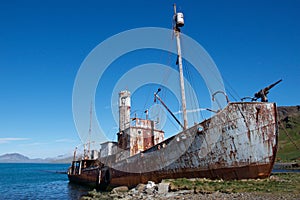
107,103 -> 278,187
68,102 -> 278,189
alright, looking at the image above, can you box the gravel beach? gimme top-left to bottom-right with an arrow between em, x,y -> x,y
80,180 -> 300,200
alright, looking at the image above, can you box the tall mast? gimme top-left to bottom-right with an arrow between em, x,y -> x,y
87,102 -> 92,158
173,4 -> 188,130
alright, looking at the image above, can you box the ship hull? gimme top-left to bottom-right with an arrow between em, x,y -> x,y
68,173 -> 98,188
108,163 -> 274,187
68,102 -> 278,189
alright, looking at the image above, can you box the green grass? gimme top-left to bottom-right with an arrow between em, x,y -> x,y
164,173 -> 300,194
277,114 -> 300,162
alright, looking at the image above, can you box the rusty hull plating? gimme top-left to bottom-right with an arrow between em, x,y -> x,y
106,102 -> 278,187
68,102 -> 278,189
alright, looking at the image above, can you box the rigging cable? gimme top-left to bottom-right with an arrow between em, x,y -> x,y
141,30 -> 174,118
279,121 -> 300,152
183,59 -> 200,123
176,34 -> 208,121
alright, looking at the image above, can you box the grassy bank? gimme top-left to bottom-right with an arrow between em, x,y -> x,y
277,113 -> 300,162
164,173 -> 300,194
276,106 -> 300,162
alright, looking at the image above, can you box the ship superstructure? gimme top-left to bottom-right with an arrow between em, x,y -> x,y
68,4 -> 279,190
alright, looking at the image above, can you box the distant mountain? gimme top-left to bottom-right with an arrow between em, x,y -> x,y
0,153 -> 73,163
48,156 -> 73,164
0,153 -> 30,162
45,154 -> 73,163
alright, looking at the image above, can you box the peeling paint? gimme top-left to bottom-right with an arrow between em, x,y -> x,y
68,102 -> 278,189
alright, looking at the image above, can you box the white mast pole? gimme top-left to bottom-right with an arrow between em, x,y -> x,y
87,102 -> 92,159
173,4 -> 188,130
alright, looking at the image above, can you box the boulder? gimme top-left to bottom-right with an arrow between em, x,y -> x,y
146,181 -> 156,189
158,182 -> 170,194
135,183 -> 146,193
111,186 -> 129,193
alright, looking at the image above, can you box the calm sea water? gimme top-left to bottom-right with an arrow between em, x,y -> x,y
0,163 -> 90,200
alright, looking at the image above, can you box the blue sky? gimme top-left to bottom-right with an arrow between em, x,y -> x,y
0,0 -> 299,158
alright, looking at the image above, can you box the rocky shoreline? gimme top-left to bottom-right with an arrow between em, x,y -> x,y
80,179 -> 300,200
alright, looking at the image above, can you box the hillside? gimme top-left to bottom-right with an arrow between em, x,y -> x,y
0,153 -> 30,162
277,106 -> 300,161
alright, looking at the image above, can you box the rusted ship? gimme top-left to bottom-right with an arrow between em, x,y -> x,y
68,5 -> 280,189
